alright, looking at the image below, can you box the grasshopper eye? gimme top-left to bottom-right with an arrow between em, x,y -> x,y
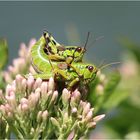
76,47 -> 82,52
86,65 -> 94,72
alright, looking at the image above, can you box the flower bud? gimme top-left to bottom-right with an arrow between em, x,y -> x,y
6,84 -> 13,95
17,58 -> 26,72
78,101 -> 86,114
37,111 -> 42,122
70,90 -> 81,108
35,90 -> 40,102
73,89 -> 81,101
5,91 -> 16,108
50,117 -> 60,129
63,112 -> 69,123
67,131 -> 75,140
44,90 -> 53,102
85,109 -> 93,122
15,75 -> 24,93
28,93 -> 38,108
93,114 -> 105,123
48,91 -> 58,107
62,88 -> 70,106
87,122 -> 96,128
21,103 -> 29,112
82,102 -> 91,117
15,74 -> 23,87
71,107 -> 77,114
20,98 -> 28,104
42,110 -> 48,121
8,66 -> 15,74
19,43 -> 27,57
52,91 -> 58,102
40,82 -> 48,97
48,77 -> 55,91
34,78 -> 42,90
27,76 -> 34,91
7,111 -> 13,119
35,88 -> 41,94
28,38 -> 36,50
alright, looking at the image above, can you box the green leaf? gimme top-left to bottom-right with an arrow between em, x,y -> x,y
103,89 -> 129,110
105,102 -> 140,138
103,71 -> 121,101
94,71 -> 121,114
0,38 -> 8,70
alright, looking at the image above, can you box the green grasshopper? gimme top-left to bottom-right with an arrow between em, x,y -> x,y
31,38 -> 98,90
36,31 -> 89,64
30,31 -> 119,91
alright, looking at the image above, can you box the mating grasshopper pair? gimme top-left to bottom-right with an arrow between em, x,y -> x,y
30,31 -> 98,91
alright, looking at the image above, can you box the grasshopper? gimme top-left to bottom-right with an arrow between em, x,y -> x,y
32,61 -> 97,91
30,31 -> 119,93
34,31 -> 89,65
31,37 -> 98,90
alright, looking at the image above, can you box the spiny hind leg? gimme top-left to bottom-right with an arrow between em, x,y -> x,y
25,73 -> 54,80
48,54 -> 65,61
28,69 -> 70,81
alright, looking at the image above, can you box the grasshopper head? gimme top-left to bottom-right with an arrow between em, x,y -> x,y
74,46 -> 86,61
64,32 -> 90,62
82,64 -> 98,84
64,46 -> 86,62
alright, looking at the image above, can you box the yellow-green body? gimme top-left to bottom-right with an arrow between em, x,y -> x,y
31,36 -> 97,89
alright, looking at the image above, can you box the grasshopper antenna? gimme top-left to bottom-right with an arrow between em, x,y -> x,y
98,60 -> 106,69
71,32 -> 90,63
98,62 -> 121,71
87,35 -> 104,49
84,31 -> 90,50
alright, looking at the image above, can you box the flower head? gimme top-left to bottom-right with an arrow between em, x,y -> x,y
0,75 -> 105,139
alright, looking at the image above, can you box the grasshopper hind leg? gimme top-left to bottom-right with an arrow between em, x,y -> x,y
30,73 -> 55,80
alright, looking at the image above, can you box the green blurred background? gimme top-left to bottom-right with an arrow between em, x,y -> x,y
0,1 -> 140,65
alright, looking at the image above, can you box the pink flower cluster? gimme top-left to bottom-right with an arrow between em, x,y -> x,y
0,75 -> 105,139
3,39 -> 36,83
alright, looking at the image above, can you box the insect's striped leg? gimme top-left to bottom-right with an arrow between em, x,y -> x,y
31,73 -> 55,80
